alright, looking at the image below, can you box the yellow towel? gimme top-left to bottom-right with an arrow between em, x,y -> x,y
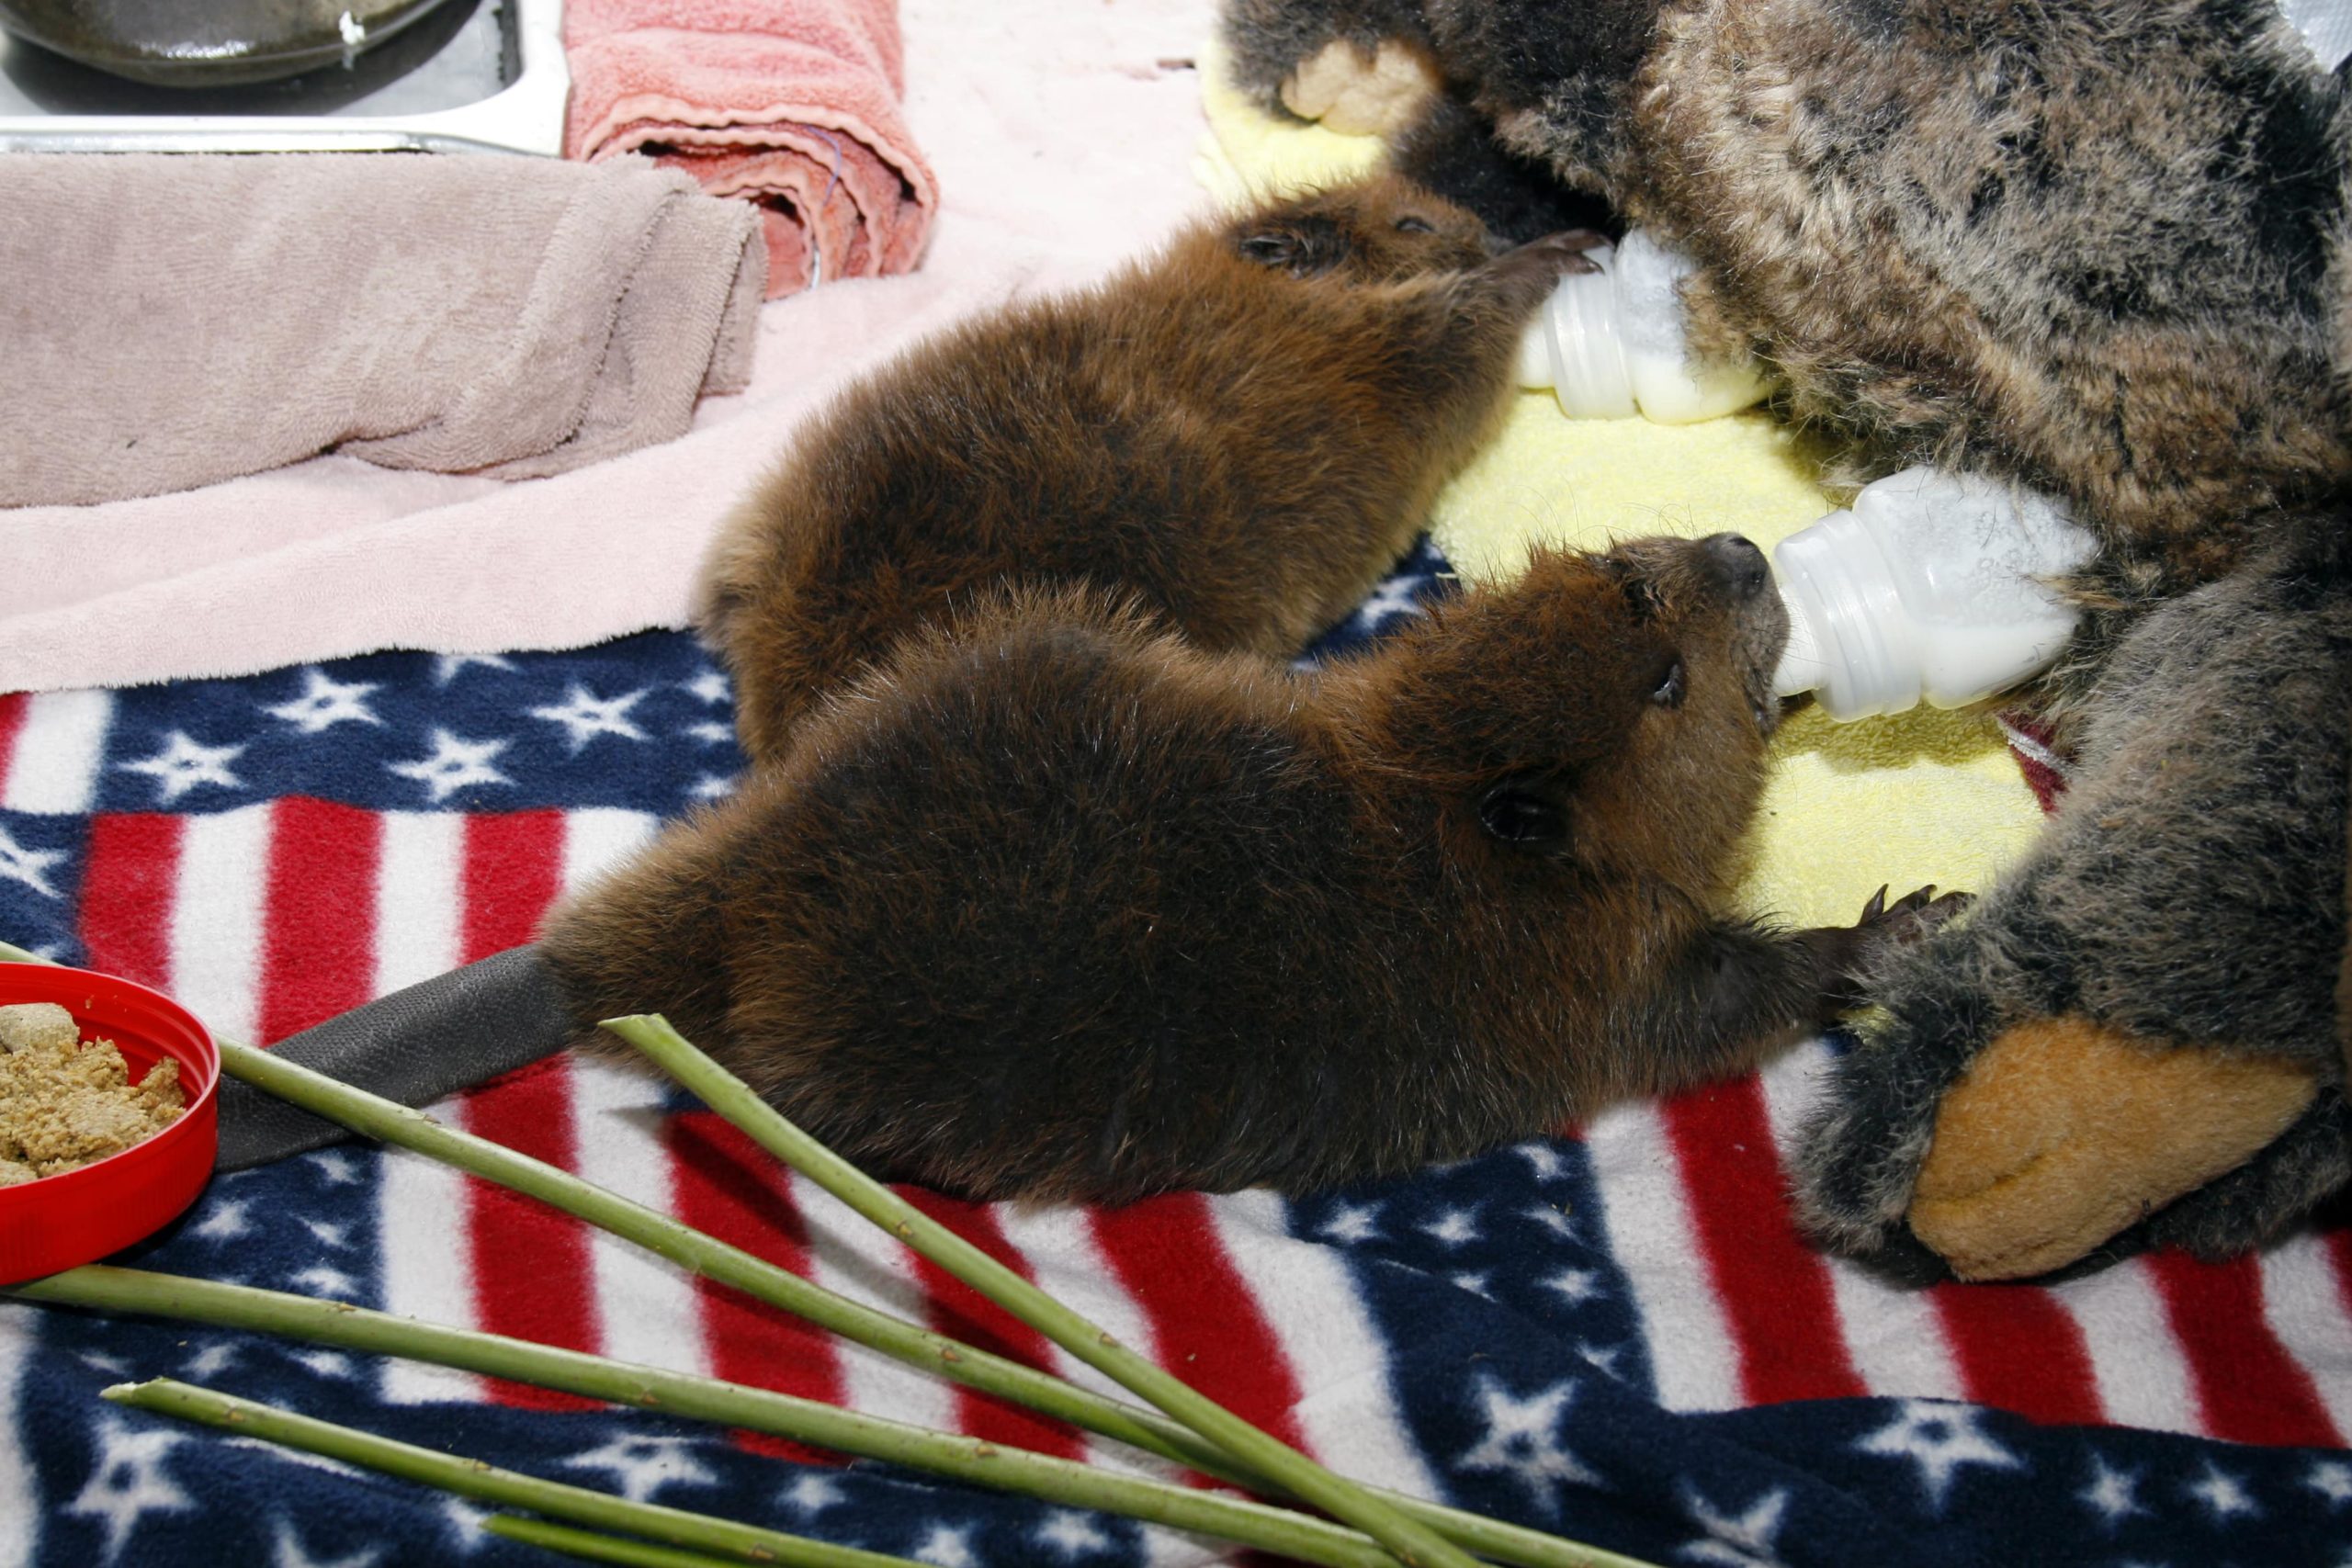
1194,39 -> 2046,928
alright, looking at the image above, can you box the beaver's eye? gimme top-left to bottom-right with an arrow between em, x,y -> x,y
1393,215 -> 1436,234
1238,233 -> 1295,265
1476,779 -> 1569,852
1649,655 -> 1688,708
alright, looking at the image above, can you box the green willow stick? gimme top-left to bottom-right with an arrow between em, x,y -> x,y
207,1036 -> 1222,1467
605,1015 -> 1481,1568
0,940 -> 1650,1568
103,1378 -> 927,1568
22,1266 -> 1413,1568
202,995 -> 1623,1568
0,942 -> 1218,1470
488,1516 -> 760,1568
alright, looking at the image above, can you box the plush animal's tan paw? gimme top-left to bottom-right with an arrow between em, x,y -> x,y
1279,38 -> 1442,136
1907,1016 -> 2320,1280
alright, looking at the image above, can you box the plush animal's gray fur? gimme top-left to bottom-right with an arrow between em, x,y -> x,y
1224,0 -> 2352,645
1792,519 -> 2352,1276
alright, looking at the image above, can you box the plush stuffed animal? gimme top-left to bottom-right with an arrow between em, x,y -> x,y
1221,0 -> 2352,1277
1799,521 -> 2352,1281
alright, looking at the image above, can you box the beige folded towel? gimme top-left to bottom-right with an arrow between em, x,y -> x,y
0,152 -> 766,508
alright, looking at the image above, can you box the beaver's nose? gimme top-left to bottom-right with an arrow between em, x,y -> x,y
1702,533 -> 1770,601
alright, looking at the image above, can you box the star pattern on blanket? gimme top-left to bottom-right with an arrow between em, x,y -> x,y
1678,1482 -> 1792,1568
1855,1400 -> 2026,1511
528,684 -> 651,753
1420,1204 -> 1483,1247
913,1523 -> 980,1567
2187,1460 -> 2261,1523
0,822 -> 65,898
119,730 -> 245,804
181,1341 -> 240,1381
388,729 -> 514,804
73,634 -> 747,817
1034,1510 -> 1113,1559
1453,1374 -> 1602,1515
64,1420 -> 196,1562
2082,1452 -> 2150,1529
779,1474 -> 846,1517
264,671 -> 383,736
560,1434 -> 720,1504
1351,574 -> 1432,634
1544,1266 -> 1602,1305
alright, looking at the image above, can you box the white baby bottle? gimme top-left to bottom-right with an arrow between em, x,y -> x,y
1516,230 -> 1770,423
1770,468 -> 2098,721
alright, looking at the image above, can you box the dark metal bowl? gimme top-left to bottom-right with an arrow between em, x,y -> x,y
0,0 -> 461,86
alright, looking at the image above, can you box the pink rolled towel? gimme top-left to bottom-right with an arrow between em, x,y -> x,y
565,0 -> 939,297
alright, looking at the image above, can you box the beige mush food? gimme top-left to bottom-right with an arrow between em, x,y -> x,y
0,1002 -> 183,1186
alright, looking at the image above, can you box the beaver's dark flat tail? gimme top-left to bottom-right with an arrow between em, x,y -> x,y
213,944 -> 578,1170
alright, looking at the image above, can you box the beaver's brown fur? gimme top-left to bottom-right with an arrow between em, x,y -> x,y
698,175 -> 1602,765
544,534 -> 1959,1203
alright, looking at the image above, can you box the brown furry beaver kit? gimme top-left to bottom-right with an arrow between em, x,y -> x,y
543,535 -> 1960,1203
699,174 -> 1603,766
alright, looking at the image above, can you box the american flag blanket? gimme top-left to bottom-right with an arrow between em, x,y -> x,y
3,545 -> 2348,1568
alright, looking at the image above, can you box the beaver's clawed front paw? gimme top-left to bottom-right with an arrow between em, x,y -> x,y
1860,882 -> 1975,941
1815,884 -> 1974,1018
1484,227 -> 1609,288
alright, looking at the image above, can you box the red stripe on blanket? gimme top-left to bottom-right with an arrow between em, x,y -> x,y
1662,1078 -> 1866,1404
0,694 -> 25,800
897,1189 -> 1087,1461
458,810 -> 600,1410
1930,1282 -> 2103,1427
257,797 -> 379,1043
77,812 -> 181,991
666,1111 -> 846,1464
2147,1251 -> 2340,1446
1088,1193 -> 1309,1455
462,808 -> 566,962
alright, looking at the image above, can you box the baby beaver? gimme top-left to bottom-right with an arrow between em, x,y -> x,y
543,533 -> 1961,1203
699,175 -> 1603,765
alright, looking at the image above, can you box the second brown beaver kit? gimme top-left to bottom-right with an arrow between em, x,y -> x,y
544,534 -> 1959,1202
700,175 -> 1602,765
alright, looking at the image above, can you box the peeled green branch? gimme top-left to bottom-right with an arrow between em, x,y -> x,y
216,1034 -> 1220,1471
605,1013 -> 1483,1568
103,1378 -> 929,1568
27,1267 -> 1409,1568
0,938 -> 1652,1568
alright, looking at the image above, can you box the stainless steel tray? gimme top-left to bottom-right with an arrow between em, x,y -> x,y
0,0 -> 568,155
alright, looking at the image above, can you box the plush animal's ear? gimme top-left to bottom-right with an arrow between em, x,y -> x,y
1234,212 -> 1349,276
1475,774 -> 1572,854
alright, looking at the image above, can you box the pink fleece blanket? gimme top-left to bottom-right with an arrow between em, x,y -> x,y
565,0 -> 938,297
0,0 -> 1216,696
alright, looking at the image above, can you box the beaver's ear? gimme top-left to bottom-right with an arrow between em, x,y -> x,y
1475,773 -> 1572,854
1234,212 -> 1349,276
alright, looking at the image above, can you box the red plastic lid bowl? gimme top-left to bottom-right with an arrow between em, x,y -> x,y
0,964 -> 220,1286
